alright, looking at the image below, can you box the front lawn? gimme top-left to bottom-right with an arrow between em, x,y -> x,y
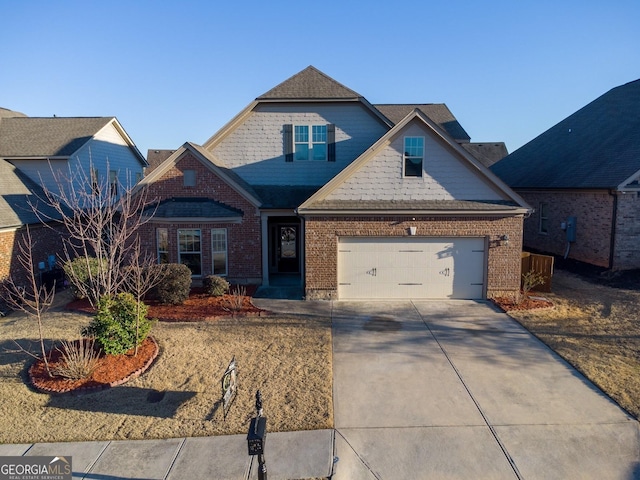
0,290 -> 333,443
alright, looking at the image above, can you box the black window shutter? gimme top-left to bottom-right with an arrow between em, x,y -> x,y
327,124 -> 336,162
283,124 -> 293,162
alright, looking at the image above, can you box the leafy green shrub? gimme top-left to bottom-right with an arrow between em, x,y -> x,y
63,257 -> 107,300
150,263 -> 192,305
203,275 -> 229,297
83,293 -> 152,355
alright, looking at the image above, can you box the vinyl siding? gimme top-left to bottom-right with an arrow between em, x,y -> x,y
211,103 -> 388,185
326,122 -> 507,202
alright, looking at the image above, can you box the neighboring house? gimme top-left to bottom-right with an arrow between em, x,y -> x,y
0,109 -> 147,284
139,66 -> 530,300
491,79 -> 640,270
0,159 -> 66,285
0,113 -> 147,197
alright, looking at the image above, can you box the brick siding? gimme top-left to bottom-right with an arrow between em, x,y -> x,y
517,190 -> 640,269
140,152 -> 262,283
0,223 -> 67,287
304,215 -> 523,300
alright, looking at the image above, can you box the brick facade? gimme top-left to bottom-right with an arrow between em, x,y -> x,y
519,190 -> 640,270
0,223 -> 67,287
140,152 -> 262,284
304,215 -> 524,300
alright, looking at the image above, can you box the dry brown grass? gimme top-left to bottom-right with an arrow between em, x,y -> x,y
0,291 -> 333,444
507,269 -> 640,419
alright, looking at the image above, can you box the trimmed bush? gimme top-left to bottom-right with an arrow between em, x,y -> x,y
203,275 -> 229,297
150,263 -> 192,305
63,257 -> 107,300
83,293 -> 152,355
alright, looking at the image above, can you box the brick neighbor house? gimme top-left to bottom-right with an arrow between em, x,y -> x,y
491,79 -> 640,270
139,66 -> 530,300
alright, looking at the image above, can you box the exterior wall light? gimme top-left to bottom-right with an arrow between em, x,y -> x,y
408,226 -> 417,236
500,234 -> 509,246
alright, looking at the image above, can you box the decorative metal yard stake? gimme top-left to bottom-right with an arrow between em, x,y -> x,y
247,389 -> 267,480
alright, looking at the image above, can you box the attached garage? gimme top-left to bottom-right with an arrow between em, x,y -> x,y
337,237 -> 486,300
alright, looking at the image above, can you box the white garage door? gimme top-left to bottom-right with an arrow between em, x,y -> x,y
338,237 -> 486,300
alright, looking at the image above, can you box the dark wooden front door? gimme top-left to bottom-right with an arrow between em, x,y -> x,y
277,225 -> 299,273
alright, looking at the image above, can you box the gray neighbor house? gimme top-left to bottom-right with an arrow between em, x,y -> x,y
491,79 -> 640,271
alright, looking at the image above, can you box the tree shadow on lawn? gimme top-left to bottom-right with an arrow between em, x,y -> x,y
46,386 -> 197,418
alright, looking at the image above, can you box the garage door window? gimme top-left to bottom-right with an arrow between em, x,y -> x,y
404,137 -> 424,177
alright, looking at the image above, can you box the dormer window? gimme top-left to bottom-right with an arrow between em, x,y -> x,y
403,136 -> 424,177
284,124 -> 336,162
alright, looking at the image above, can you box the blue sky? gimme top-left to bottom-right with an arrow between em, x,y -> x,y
1,0 -> 638,157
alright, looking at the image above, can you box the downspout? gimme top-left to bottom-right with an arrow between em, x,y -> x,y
608,190 -> 618,269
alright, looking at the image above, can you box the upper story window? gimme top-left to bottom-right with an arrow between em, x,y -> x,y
184,169 -> 196,187
109,170 -> 118,196
294,125 -> 327,161
539,202 -> 549,234
284,123 -> 336,162
403,137 -> 424,177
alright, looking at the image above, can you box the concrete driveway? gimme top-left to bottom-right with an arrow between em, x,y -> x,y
331,300 -> 640,479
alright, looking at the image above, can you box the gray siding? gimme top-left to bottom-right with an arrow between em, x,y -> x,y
327,122 -> 507,202
211,103 -> 388,185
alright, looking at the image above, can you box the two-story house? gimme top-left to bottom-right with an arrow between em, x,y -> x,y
0,109 -> 147,284
139,66 -> 530,300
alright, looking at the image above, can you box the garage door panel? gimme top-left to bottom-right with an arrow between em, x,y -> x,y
338,237 -> 485,300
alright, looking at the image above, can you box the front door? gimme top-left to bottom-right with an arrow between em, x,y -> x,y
277,225 -> 299,273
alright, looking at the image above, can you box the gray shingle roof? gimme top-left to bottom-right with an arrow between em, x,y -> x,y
461,142 -> 508,168
374,104 -> 471,142
145,197 -> 243,219
491,79 -> 640,189
0,107 -> 27,118
0,117 -> 113,157
0,160 -> 63,228
257,66 -> 362,100
146,149 -> 176,175
252,185 -> 321,209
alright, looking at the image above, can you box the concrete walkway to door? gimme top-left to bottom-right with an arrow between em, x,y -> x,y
331,300 -> 640,479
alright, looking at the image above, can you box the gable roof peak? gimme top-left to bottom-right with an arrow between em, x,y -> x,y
257,66 -> 363,101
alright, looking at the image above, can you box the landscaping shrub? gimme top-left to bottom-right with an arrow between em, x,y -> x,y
203,275 -> 229,297
63,257 -> 107,299
150,263 -> 192,305
52,338 -> 101,380
83,293 -> 152,355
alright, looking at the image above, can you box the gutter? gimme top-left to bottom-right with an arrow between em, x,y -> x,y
296,208 -> 531,216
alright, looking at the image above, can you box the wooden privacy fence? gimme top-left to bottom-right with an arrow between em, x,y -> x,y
521,252 -> 554,293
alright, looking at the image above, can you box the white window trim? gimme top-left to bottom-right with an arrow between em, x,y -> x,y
211,228 -> 228,276
178,228 -> 202,277
403,136 -> 424,178
294,124 -> 327,161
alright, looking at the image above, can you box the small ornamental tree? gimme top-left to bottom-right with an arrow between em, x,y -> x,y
34,160 -> 157,308
0,227 -> 55,377
83,293 -> 152,355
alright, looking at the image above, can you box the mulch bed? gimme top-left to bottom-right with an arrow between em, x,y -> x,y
492,295 -> 554,312
29,336 -> 159,394
65,285 -> 264,322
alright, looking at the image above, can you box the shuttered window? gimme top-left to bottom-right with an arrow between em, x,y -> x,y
284,123 -> 335,162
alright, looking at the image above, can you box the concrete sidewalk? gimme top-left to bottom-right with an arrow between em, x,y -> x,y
0,430 -> 334,480
331,300 -> 640,479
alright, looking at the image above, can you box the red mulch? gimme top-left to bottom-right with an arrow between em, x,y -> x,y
492,295 -> 554,312
65,285 -> 264,322
29,336 -> 159,394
